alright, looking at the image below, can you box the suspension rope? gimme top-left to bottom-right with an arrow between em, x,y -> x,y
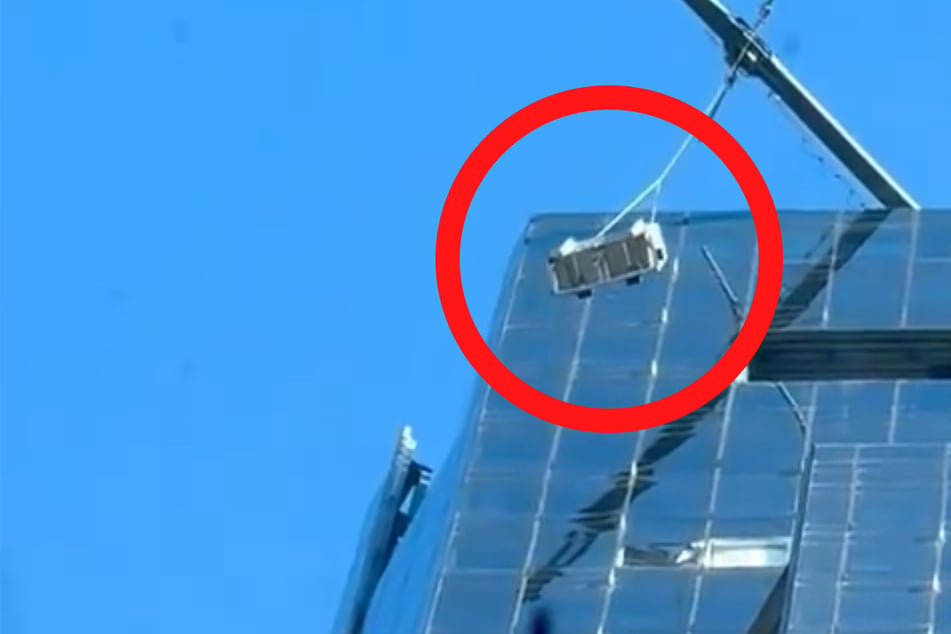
593,0 -> 775,239
766,89 -> 870,211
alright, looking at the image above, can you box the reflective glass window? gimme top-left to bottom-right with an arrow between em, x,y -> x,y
907,258 -> 951,327
915,211 -> 951,260
893,381 -> 951,443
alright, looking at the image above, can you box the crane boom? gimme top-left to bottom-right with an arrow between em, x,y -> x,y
679,0 -> 920,210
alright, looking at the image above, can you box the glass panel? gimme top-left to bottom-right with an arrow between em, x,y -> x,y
850,483 -> 943,533
777,211 -> 838,261
692,571 -> 782,627
649,372 -> 708,401
468,420 -> 556,476
714,472 -> 800,519
456,475 -> 546,516
628,471 -> 715,521
786,579 -> 837,633
526,517 -> 621,575
507,265 -> 585,328
802,484 -> 850,529
497,325 -> 578,366
483,366 -> 559,417
907,258 -> 951,327
795,533 -> 846,583
520,584 -> 608,633
605,569 -> 696,631
845,534 -> 936,586
645,407 -> 722,475
586,275 -> 672,328
840,208 -> 913,257
538,471 -> 636,518
722,384 -> 807,473
658,304 -> 734,387
445,516 -> 535,571
707,517 -> 794,541
836,586 -> 931,631
427,573 -> 520,634
915,211 -> 951,259
893,380 -> 951,443
570,375 -> 648,408
937,587 -> 951,634
811,381 -> 895,444
774,259 -> 830,329
578,322 -> 661,369
826,255 -> 907,327
668,259 -> 746,335
626,517 -> 708,546
682,214 -> 757,268
550,430 -> 641,473
527,213 -> 607,241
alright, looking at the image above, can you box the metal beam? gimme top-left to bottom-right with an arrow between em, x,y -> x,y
679,0 -> 920,210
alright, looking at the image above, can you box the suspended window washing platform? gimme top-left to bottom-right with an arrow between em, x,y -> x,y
544,39 -> 747,299
548,219 -> 669,298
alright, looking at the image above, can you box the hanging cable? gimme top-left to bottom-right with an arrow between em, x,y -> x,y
594,0 -> 775,239
593,75 -> 736,238
766,89 -> 871,212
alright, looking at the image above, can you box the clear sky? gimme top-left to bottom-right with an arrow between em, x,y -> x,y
1,0 -> 948,632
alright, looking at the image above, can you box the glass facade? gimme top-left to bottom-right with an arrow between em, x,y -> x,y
334,209 -> 951,634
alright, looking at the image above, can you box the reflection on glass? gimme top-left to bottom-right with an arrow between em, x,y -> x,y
621,536 -> 791,570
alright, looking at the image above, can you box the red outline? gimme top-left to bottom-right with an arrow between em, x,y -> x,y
436,85 -> 782,433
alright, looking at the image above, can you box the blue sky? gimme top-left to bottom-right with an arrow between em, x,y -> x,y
1,0 -> 948,632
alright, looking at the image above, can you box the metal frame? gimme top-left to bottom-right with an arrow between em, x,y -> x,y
679,0 -> 919,210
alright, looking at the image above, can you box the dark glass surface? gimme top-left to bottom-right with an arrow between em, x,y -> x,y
341,210 -> 951,634
750,329 -> 951,381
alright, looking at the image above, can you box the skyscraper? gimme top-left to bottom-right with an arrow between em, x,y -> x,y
333,208 -> 951,634
334,0 -> 950,630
